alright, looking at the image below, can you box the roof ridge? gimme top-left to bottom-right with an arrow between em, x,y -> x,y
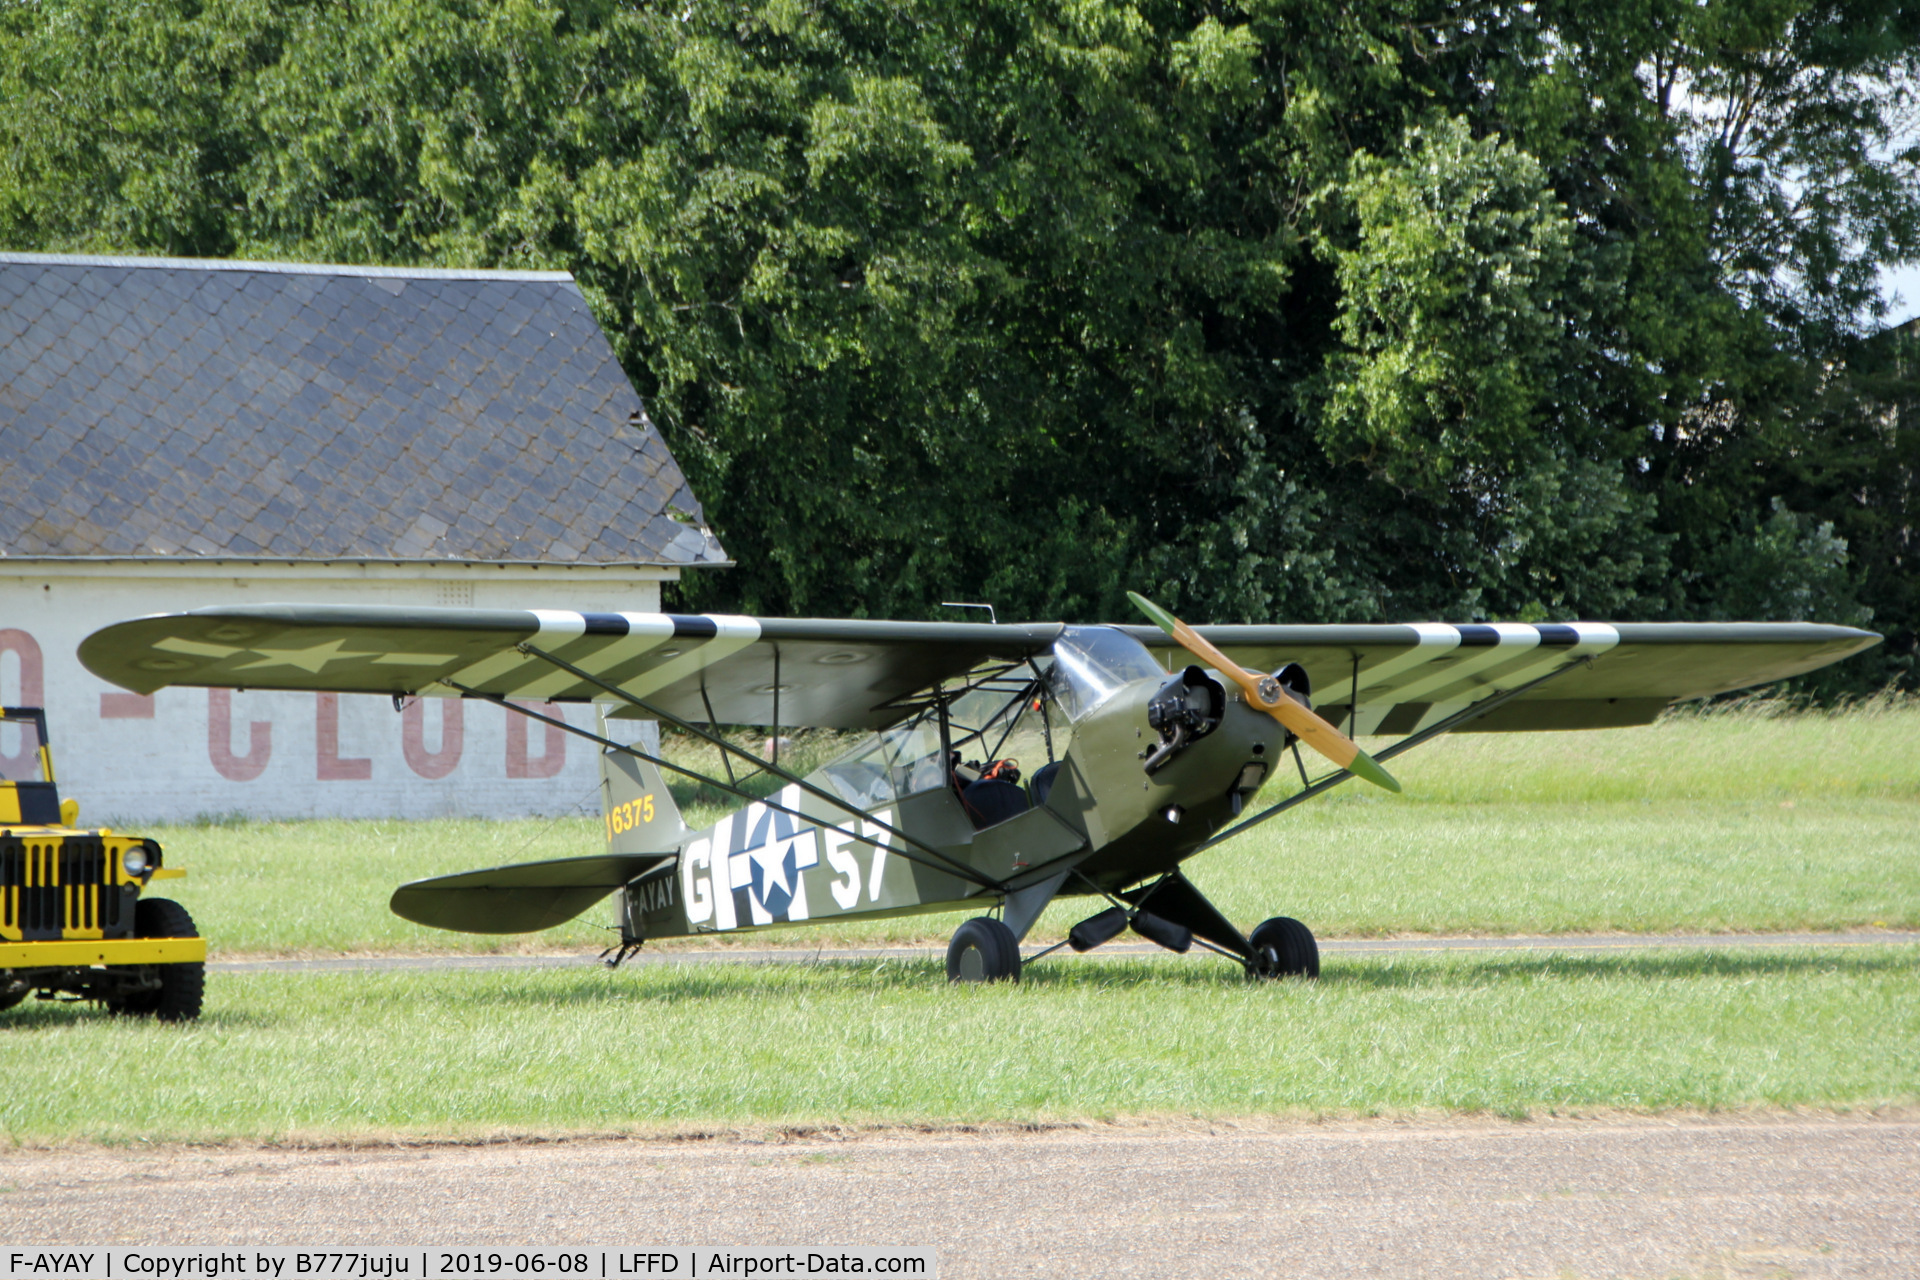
0,251 -> 574,284
2,254 -> 724,567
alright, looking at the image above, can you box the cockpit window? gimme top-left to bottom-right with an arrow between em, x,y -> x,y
816,717 -> 942,806
814,666 -> 1046,804
1047,626 -> 1166,722
813,647 -> 1091,806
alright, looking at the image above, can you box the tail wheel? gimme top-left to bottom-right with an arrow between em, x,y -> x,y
107,898 -> 205,1022
1247,916 -> 1319,980
946,917 -> 1022,984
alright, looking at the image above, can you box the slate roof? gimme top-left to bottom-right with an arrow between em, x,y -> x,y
0,252 -> 728,566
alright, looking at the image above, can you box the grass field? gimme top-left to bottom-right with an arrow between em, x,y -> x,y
130,702 -> 1920,955
2,946 -> 1914,1143
6,703 -> 1913,1143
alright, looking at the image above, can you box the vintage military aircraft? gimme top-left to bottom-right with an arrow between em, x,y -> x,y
79,598 -> 1878,981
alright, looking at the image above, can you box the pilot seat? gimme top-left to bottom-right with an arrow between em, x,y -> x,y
955,756 -> 1031,829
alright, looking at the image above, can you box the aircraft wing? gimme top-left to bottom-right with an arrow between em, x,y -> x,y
79,605 -> 1064,730
1122,621 -> 1881,733
80,607 -> 1877,735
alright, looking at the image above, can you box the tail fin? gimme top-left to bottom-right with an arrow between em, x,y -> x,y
601,744 -> 691,855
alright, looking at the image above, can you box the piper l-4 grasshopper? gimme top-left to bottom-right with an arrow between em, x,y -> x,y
79,597 -> 1878,982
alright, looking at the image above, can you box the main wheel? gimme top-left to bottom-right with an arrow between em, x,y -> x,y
106,898 -> 205,1022
946,917 -> 1021,983
1247,916 -> 1319,980
0,978 -> 28,1012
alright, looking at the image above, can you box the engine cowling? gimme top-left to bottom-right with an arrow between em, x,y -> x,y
1142,665 -> 1226,774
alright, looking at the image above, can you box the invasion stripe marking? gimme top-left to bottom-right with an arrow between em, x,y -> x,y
1350,624 -> 1461,696
511,613 -> 676,699
616,615 -> 761,703
1434,622 -> 1620,706
422,613 -> 758,702
1384,624 -> 1540,704
1374,702 -> 1430,735
1386,624 -> 1622,734
431,611 -> 586,694
581,613 -> 631,636
668,615 -> 720,639
530,610 -> 591,638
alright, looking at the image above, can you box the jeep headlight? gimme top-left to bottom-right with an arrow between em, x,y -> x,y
122,846 -> 151,877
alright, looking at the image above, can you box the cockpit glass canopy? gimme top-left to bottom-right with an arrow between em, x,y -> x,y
1048,626 -> 1166,722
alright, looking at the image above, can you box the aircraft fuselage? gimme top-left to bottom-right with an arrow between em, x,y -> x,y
622,672 -> 1283,942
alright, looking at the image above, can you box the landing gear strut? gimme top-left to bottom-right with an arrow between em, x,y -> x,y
1057,872 -> 1322,981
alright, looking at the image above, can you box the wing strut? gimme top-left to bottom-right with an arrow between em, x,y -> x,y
1183,656 -> 1594,860
696,681 -> 738,788
500,643 -> 1001,890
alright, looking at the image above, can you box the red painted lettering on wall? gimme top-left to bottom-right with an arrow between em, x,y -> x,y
401,697 -> 464,780
505,700 -> 567,779
316,692 -> 372,781
101,692 -> 157,718
208,688 -> 271,782
0,629 -> 46,777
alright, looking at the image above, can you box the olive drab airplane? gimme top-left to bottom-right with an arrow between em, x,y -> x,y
79,597 -> 1879,982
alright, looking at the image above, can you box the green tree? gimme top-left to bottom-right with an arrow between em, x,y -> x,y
1,0 -> 1913,688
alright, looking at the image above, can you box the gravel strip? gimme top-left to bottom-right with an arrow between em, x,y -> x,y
6,1115 -> 1917,1277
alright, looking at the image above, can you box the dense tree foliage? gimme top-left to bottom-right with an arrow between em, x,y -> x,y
3,0 -> 1915,688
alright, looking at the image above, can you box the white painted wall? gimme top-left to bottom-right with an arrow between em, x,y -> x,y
0,561 -> 673,822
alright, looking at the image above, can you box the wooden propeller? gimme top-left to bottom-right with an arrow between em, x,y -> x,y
1128,592 -> 1401,792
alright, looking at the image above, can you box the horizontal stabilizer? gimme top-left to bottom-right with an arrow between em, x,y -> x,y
390,853 -> 674,934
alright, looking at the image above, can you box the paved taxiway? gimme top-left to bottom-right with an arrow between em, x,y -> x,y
7,1116 -> 1917,1277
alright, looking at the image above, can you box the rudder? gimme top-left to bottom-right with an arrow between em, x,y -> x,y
601,745 -> 691,855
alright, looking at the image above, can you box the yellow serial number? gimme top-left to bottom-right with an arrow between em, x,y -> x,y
606,794 -> 656,837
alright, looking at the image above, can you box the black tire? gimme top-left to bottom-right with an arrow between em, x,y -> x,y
107,898 -> 205,1022
0,979 -> 28,1012
946,917 -> 1021,984
1247,916 -> 1319,980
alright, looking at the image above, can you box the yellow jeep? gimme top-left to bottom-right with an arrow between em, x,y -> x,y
1,706 -> 204,1020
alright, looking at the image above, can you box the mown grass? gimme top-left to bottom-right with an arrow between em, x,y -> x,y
3,946 -> 1915,1144
129,704 -> 1920,955
1368,692 -> 1920,805
10,704 -> 1907,1143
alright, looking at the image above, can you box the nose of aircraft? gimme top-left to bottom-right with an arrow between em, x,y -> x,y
1128,591 -> 1400,791
1143,688 -> 1284,818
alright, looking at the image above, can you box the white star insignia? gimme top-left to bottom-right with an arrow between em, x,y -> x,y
235,639 -> 377,674
751,840 -> 795,898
